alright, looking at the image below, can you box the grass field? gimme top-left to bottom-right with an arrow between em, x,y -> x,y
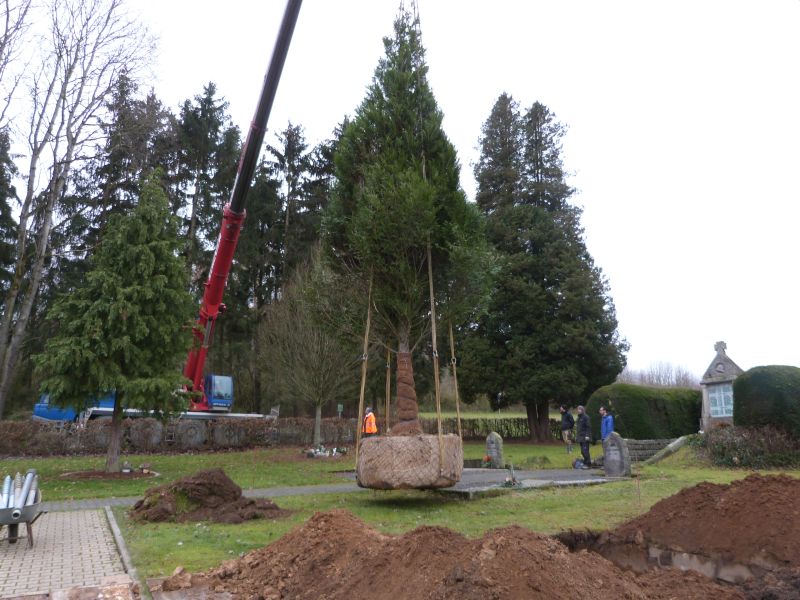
115,446 -> 800,579
1,447 -> 352,501
3,438 -> 590,501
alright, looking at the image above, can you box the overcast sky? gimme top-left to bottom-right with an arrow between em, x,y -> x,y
128,0 -> 800,377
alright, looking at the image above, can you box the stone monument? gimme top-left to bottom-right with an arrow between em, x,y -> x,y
486,431 -> 504,469
602,431 -> 631,477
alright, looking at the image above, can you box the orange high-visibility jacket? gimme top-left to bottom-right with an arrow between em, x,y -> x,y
362,412 -> 377,434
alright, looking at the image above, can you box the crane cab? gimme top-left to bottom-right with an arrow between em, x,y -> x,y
203,374 -> 234,412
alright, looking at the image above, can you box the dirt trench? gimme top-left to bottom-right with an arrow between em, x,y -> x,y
151,474 -> 800,599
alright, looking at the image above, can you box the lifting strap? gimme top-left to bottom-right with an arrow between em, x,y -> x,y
427,239 -> 444,475
385,348 -> 391,433
448,321 -> 463,440
354,275 -> 373,467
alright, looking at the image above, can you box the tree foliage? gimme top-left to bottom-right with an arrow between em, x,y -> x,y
459,94 -> 627,440
733,365 -> 800,437
35,173 -> 194,469
325,9 -> 490,352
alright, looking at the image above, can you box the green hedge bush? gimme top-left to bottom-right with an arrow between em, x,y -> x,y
733,365 -> 800,437
700,425 -> 800,468
585,383 -> 701,440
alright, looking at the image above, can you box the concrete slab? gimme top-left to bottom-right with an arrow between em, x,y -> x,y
0,510 -> 127,599
437,467 -> 624,499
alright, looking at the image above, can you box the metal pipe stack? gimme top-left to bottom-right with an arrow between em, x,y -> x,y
1,470 -> 38,516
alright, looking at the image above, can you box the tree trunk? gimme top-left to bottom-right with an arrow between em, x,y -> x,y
526,400 -> 552,442
313,403 -> 322,447
392,336 -> 422,435
105,395 -> 124,472
0,185 -> 58,417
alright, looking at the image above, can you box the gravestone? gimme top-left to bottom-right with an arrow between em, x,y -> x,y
485,432 -> 504,468
602,431 -> 631,477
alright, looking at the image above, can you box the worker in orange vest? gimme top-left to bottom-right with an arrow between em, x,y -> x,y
362,407 -> 378,438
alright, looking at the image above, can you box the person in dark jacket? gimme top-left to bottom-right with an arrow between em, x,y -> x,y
576,405 -> 591,468
559,405 -> 574,453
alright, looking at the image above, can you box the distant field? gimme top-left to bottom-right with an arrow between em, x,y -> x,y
419,411 -> 527,419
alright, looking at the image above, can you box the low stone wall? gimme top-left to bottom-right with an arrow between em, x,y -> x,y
624,438 -> 676,462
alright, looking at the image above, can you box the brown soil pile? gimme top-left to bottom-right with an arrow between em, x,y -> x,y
129,468 -> 289,524
741,567 -> 800,600
162,509 -> 741,600
613,474 -> 800,568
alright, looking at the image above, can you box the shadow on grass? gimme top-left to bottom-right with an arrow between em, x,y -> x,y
353,490 -> 464,510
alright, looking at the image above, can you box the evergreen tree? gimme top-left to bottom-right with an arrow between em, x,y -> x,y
325,9 -> 490,434
460,97 -> 627,440
36,173 -> 194,471
177,83 -> 240,283
475,93 -> 522,214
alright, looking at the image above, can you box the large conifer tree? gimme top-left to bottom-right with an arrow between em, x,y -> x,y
36,173 -> 194,470
460,97 -> 627,440
325,9 -> 489,435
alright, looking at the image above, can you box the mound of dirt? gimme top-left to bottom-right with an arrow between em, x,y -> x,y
612,474 -> 800,568
129,468 -> 289,524
160,509 -> 741,600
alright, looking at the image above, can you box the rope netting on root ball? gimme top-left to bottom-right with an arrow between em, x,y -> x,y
355,242 -> 465,490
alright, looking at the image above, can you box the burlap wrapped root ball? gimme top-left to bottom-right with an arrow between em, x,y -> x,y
357,434 -> 463,489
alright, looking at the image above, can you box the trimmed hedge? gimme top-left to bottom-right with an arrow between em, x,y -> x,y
733,365 -> 800,437
700,425 -> 800,468
586,383 -> 701,440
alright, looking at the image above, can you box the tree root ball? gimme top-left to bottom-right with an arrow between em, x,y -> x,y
356,434 -> 463,489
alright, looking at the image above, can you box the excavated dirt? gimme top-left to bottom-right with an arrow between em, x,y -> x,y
160,509 -> 742,600
129,468 -> 290,524
612,474 -> 800,568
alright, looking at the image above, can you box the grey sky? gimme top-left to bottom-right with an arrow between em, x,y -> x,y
131,0 -> 800,376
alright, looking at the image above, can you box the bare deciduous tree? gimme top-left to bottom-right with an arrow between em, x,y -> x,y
0,0 -> 152,416
617,361 -> 699,389
0,0 -> 33,126
258,263 -> 360,446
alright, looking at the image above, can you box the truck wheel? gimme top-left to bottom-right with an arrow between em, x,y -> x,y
129,419 -> 164,451
177,420 -> 208,449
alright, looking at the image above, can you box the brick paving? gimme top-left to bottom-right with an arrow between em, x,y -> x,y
0,510 -> 126,598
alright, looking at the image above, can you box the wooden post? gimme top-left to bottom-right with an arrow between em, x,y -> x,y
448,321 -> 463,439
354,276 -> 373,466
427,239 -> 444,475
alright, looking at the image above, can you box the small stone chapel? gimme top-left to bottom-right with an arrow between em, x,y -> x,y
700,341 -> 744,430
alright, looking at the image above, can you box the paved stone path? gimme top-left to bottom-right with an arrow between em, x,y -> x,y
0,510 -> 126,598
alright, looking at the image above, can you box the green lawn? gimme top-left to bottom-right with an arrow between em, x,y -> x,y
115,447 -> 800,579
2,439 -> 592,501
1,447 -> 352,501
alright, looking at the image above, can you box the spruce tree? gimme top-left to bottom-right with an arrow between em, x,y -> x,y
325,9 -> 489,434
460,97 -> 627,440
36,173 -> 194,471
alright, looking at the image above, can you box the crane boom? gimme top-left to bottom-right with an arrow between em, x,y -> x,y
184,0 -> 303,410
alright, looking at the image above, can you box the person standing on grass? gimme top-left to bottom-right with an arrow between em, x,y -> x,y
576,405 -> 591,468
599,406 -> 615,441
559,405 -> 574,453
362,407 -> 378,438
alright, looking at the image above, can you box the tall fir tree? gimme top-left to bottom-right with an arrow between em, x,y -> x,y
325,9 -> 489,434
177,83 -> 240,285
36,173 -> 194,471
460,97 -> 627,440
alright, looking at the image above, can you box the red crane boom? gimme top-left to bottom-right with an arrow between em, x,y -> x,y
184,0 -> 303,410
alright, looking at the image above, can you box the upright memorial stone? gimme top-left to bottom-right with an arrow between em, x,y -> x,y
486,432 -> 504,468
602,432 -> 631,477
